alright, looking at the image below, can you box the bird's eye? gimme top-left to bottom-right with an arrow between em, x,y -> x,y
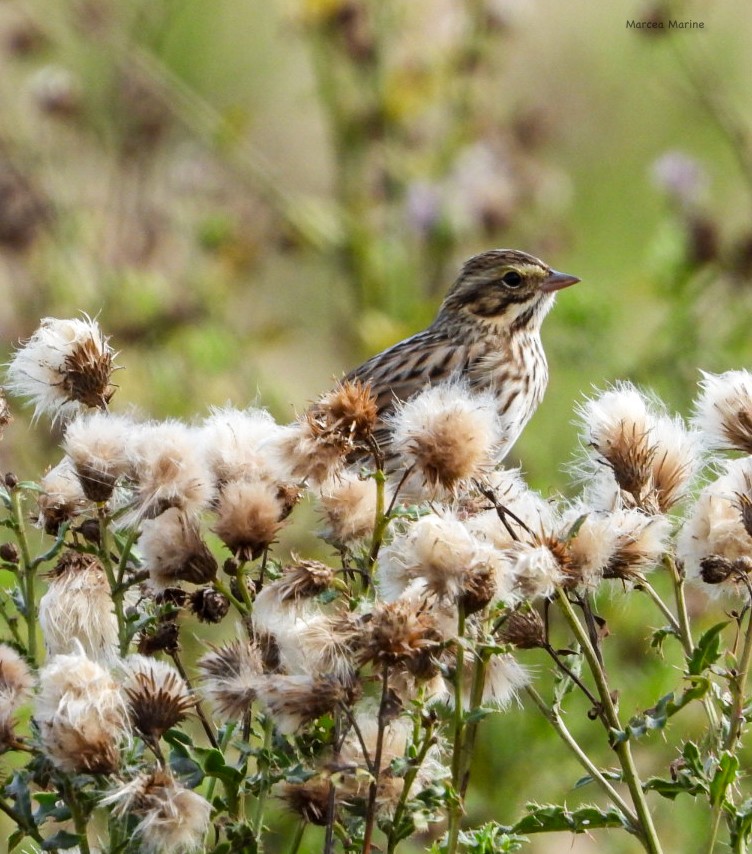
502,271 -> 523,288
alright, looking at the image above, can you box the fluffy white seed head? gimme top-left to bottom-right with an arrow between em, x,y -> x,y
120,655 -> 195,740
677,458 -> 752,592
38,552 -> 119,665
139,508 -> 217,588
200,405 -> 286,485
693,370 -> 752,454
378,512 -> 502,605
5,315 -> 117,423
318,471 -> 383,544
37,456 -> 89,533
198,639 -> 266,720
126,421 -> 213,521
575,383 -> 701,513
389,382 -> 503,496
101,769 -> 211,854
62,410 -> 136,501
36,648 -> 129,774
212,479 -> 289,560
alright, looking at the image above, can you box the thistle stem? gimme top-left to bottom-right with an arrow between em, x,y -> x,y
10,488 -> 37,661
446,605 -> 467,854
362,663 -> 391,854
555,589 -> 663,854
287,819 -> 307,854
169,651 -> 219,749
98,507 -> 128,656
525,685 -> 639,827
251,714 -> 276,841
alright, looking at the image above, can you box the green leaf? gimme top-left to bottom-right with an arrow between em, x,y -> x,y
643,777 -> 706,800
573,770 -> 621,790
650,624 -> 681,654
509,803 -> 628,835
710,753 -> 739,807
42,830 -> 82,850
203,749 -> 244,785
464,706 -> 494,725
687,622 -> 728,676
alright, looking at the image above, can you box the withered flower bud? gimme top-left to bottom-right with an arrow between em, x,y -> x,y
700,555 -> 736,585
0,391 -> 11,433
281,777 -> 335,826
190,588 -> 230,623
359,600 -> 442,668
499,609 -> 546,650
0,543 -> 19,565
122,656 -> 196,742
459,565 -> 497,615
737,491 -> 752,540
276,558 -> 336,602
77,518 -> 101,545
310,379 -> 379,447
137,621 -> 180,657
4,473 -> 18,490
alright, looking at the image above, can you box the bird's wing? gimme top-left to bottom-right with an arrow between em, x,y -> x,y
345,328 -> 471,448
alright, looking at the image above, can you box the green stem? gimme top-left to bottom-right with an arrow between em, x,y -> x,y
0,797 -> 46,845
458,647 -> 488,799
362,664 -> 391,854
235,559 -> 255,612
0,596 -> 23,646
287,819 -> 307,854
10,488 -> 37,661
446,605 -> 467,854
525,685 -> 639,827
116,527 -> 139,587
213,578 -> 248,616
61,777 -> 91,854
707,606 -> 752,852
251,714 -> 276,841
205,722 -> 236,805
98,508 -> 128,657
386,719 -> 436,854
555,589 -> 663,854
169,651 -> 219,749
367,470 -> 388,576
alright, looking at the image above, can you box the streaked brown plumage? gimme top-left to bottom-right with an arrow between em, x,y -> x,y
344,248 -> 579,460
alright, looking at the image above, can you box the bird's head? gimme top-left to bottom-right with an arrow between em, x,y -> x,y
439,249 -> 579,330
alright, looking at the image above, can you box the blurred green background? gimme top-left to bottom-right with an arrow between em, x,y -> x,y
0,0 -> 750,851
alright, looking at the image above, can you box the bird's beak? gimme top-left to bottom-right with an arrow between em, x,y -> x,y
540,270 -> 580,293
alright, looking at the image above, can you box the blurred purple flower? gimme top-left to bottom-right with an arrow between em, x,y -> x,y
404,181 -> 443,235
651,151 -> 708,207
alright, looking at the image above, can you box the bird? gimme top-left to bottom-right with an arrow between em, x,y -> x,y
343,248 -> 579,459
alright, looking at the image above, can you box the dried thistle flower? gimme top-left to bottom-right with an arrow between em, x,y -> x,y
499,608 -> 546,649
36,648 -> 129,774
213,479 -> 291,560
318,470 -> 382,543
379,512 -> 502,605
310,378 -> 379,447
602,510 -> 671,582
270,414 -> 351,485
274,612 -> 358,682
37,456 -> 89,534
280,776 -> 335,826
198,639 -> 265,719
275,558 -> 336,601
101,768 -> 211,854
576,384 -> 700,513
255,673 -> 357,734
127,421 -> 213,520
139,508 -> 218,588
189,587 -> 230,623
0,644 -> 35,751
389,382 -> 502,494
62,410 -> 135,501
501,542 -> 563,602
6,315 -> 117,423
693,370 -> 752,454
338,712 -> 448,813
121,655 -> 195,742
38,551 -> 119,664
137,621 -> 180,657
677,458 -> 752,594
359,599 -> 442,668
0,390 -> 11,435
200,405 -> 287,485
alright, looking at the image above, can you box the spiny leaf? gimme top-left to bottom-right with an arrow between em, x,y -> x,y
687,622 -> 728,676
